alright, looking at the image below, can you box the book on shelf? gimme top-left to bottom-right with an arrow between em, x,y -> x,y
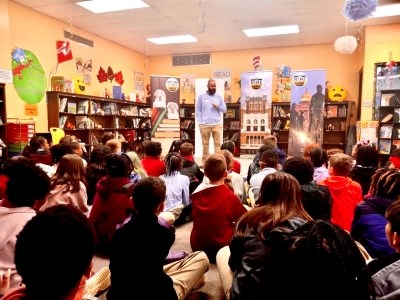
67,102 -> 77,114
59,115 -> 67,128
338,105 -> 347,117
380,125 -> 393,138
180,108 -> 187,118
59,98 -> 67,112
225,109 -> 235,118
381,113 -> 393,123
273,119 -> 282,130
230,132 -> 240,142
229,120 -> 240,130
379,139 -> 391,154
77,100 -> 89,114
75,115 -> 89,129
392,139 -> 400,150
139,108 -> 150,117
381,93 -> 395,106
102,103 -> 116,115
326,105 -> 338,118
273,105 -> 287,117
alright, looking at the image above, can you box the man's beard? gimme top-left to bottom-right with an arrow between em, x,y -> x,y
208,88 -> 216,95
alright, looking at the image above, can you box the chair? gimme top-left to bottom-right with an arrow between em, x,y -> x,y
50,127 -> 65,145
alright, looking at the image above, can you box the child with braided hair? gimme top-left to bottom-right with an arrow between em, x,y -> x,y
158,152 -> 190,226
351,168 -> 400,258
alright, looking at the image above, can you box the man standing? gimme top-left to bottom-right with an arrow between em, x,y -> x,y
196,79 -> 227,163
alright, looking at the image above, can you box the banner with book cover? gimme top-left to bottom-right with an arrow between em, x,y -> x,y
149,75 -> 180,138
180,73 -> 195,104
240,71 -> 273,154
134,71 -> 145,102
288,69 -> 326,157
213,68 -> 232,103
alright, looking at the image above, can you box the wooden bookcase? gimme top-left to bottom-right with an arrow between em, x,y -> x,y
179,104 -> 196,148
0,84 -> 7,160
47,91 -> 152,153
322,101 -> 353,152
377,89 -> 400,155
223,103 -> 241,157
271,102 -> 290,153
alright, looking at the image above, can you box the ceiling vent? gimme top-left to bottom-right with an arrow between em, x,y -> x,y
64,31 -> 94,48
172,53 -> 211,66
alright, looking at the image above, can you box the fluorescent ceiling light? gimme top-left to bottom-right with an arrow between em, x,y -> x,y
371,3 -> 400,18
243,25 -> 299,37
147,35 -> 198,45
76,0 -> 149,13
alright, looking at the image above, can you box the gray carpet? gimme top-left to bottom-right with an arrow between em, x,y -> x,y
92,220 -> 225,300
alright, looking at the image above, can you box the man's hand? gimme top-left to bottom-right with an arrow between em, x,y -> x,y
212,102 -> 219,109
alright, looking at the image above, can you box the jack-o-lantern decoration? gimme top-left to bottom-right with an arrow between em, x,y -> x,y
328,86 -> 347,102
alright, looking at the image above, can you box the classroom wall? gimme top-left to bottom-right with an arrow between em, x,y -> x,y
2,1 -> 145,132
361,23 -> 400,121
148,44 -> 364,125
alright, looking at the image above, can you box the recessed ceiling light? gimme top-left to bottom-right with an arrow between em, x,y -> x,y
243,25 -> 299,37
147,35 -> 198,45
76,0 -> 149,14
371,3 -> 400,18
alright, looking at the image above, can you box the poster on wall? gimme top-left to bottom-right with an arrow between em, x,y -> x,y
272,65 -> 291,102
213,68 -> 232,103
194,78 -> 225,160
150,75 -> 180,137
180,73 -> 195,104
288,69 -> 326,157
134,71 -> 145,102
240,71 -> 273,154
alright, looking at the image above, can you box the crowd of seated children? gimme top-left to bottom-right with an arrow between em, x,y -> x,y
368,199 -> 400,299
283,156 -> 332,221
351,168 -> 400,258
0,205 -> 96,300
85,144 -> 112,206
141,140 -> 166,177
0,156 -> 50,295
107,177 -> 209,300
105,138 -> 122,153
249,149 -> 279,201
159,152 -> 190,226
36,142 -> 74,177
320,153 -> 362,231
190,153 -> 247,263
89,153 -> 134,257
22,135 -> 51,166
40,154 -> 89,215
349,144 -> 380,196
216,172 -> 312,299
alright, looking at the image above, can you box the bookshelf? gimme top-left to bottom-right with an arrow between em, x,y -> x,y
223,103 -> 241,157
47,91 -> 152,153
377,89 -> 400,155
179,104 -> 196,148
322,101 -> 353,152
271,102 -> 290,153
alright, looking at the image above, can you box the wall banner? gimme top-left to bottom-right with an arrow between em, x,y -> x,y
240,71 -> 273,154
149,75 -> 180,137
288,69 -> 326,157
213,68 -> 232,103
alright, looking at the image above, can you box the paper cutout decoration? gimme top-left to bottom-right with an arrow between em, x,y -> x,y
115,71 -> 124,85
97,67 -> 108,83
56,40 -> 73,64
11,48 -> 46,104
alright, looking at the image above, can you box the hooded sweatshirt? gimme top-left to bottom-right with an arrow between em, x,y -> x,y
320,175 -> 362,231
190,183 -> 247,262
0,206 -> 35,291
88,175 -> 133,257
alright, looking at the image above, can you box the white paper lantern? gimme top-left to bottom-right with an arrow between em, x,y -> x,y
334,35 -> 358,54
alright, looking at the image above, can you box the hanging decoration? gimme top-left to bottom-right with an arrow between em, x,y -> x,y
334,35 -> 358,54
114,71 -> 124,85
11,48 -> 46,104
386,51 -> 396,71
96,66 -> 124,84
253,56 -> 262,71
342,0 -> 377,21
56,40 -> 73,64
197,0 -> 206,33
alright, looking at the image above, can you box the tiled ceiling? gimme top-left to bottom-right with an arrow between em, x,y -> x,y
11,0 -> 400,56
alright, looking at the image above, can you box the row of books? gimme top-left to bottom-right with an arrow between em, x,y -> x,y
273,119 -> 290,130
272,105 -> 287,117
325,105 -> 347,118
181,131 -> 194,140
227,120 -> 240,130
181,119 -> 195,129
59,97 -> 150,117
378,139 -> 400,154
